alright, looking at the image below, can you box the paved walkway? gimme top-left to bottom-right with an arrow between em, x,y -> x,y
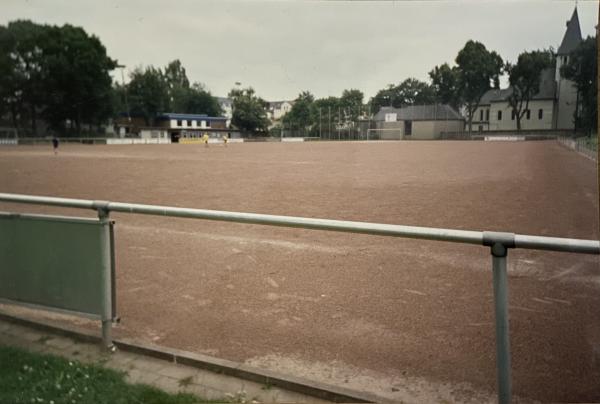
0,318 -> 330,403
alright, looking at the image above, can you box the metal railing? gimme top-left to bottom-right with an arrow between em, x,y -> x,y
557,136 -> 598,161
0,192 -> 598,404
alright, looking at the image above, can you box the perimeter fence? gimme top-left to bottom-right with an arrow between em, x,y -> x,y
557,136 -> 598,161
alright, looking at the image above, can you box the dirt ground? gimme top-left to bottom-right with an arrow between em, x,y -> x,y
0,141 -> 598,402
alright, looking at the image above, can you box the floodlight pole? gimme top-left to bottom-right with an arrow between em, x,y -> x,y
319,108 -> 322,139
338,107 -> 341,140
328,106 -> 331,140
116,64 -> 131,124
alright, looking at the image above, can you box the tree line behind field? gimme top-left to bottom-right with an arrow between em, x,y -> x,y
0,20 -> 596,137
284,39 -> 596,137
0,21 -> 222,137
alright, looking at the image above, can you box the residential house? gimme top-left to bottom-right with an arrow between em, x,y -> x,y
216,97 -> 233,126
267,101 -> 293,121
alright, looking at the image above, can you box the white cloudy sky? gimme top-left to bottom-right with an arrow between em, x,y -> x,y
2,0 -> 598,101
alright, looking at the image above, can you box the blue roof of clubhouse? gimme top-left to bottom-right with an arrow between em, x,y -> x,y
157,113 -> 226,121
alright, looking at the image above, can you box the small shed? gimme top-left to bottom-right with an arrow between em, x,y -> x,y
374,105 -> 464,140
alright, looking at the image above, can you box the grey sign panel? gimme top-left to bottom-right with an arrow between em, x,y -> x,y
0,212 -> 115,318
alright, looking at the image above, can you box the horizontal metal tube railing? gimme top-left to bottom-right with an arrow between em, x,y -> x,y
0,192 -> 599,254
514,234 -> 600,254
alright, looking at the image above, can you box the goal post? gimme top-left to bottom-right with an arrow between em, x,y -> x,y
0,127 -> 18,145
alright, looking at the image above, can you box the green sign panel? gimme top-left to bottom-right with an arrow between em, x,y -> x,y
0,212 -> 115,318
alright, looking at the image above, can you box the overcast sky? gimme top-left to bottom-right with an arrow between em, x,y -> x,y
2,0 -> 598,101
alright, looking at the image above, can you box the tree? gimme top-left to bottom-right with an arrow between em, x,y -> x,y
313,96 -> 341,137
153,59 -> 222,116
370,84 -> 396,111
561,36 -> 597,134
163,59 -> 190,112
505,50 -> 554,131
455,40 -> 503,133
127,66 -> 169,126
0,24 -> 18,129
182,83 -> 222,116
429,63 -> 461,110
42,24 -> 116,134
120,60 -> 222,124
370,79 -> 435,113
339,89 -> 364,123
0,20 -> 48,135
283,91 -> 314,133
0,20 -> 116,136
396,78 -> 436,105
228,87 -> 269,135
163,59 -> 190,90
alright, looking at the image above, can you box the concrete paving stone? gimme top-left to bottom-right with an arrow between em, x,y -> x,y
25,342 -> 53,355
128,356 -> 171,373
198,369 -> 246,393
151,375 -> 183,395
103,351 -> 139,371
44,336 -> 74,350
125,368 -> 162,385
268,388 -> 332,404
1,336 -> 31,350
63,343 -> 103,363
62,350 -> 95,364
44,346 -> 73,359
21,331 -> 46,342
0,333 -> 14,345
0,322 -> 12,332
2,324 -> 28,338
156,363 -> 199,380
182,382 -> 207,398
203,387 -> 228,401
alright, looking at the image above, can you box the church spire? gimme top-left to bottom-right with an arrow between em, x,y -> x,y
557,6 -> 582,55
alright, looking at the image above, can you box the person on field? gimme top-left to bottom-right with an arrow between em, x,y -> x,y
203,133 -> 209,147
222,133 -> 228,147
52,136 -> 59,155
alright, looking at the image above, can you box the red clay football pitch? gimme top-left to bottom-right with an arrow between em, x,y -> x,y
0,140 -> 598,402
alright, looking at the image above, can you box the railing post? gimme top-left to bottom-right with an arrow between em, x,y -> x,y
491,242 -> 511,404
95,201 -> 114,351
483,231 -> 514,404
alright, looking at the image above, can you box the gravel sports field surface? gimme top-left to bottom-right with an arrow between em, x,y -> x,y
0,140 -> 598,402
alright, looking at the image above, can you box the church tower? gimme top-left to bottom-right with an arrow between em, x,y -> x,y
554,7 -> 582,129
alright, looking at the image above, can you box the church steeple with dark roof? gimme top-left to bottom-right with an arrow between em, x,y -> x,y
557,7 -> 582,55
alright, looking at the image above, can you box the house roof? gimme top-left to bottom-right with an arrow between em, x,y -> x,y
479,88 -> 513,105
557,7 -> 582,55
268,101 -> 293,109
479,68 -> 556,104
374,104 -> 463,121
157,113 -> 227,121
